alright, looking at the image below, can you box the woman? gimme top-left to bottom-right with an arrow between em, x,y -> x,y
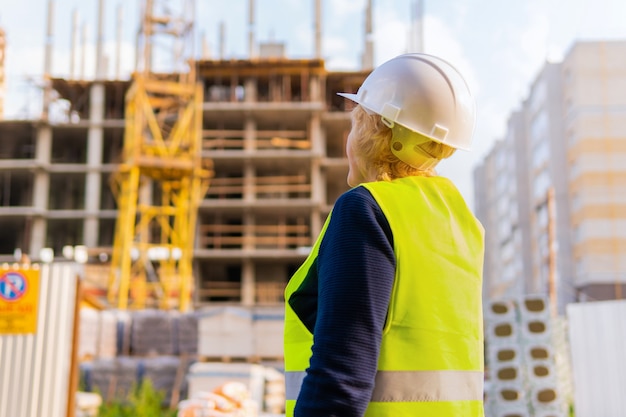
284,53 -> 485,417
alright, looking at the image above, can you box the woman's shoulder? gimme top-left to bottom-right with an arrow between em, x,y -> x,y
333,186 -> 390,233
335,185 -> 379,209
327,185 -> 393,246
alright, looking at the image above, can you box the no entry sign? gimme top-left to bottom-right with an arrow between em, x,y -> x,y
0,267 -> 40,334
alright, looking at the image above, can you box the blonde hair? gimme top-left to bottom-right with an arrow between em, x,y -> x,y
349,105 -> 456,181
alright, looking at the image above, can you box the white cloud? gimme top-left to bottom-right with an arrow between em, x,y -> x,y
372,11 -> 410,64
519,14 -> 550,73
324,35 -> 358,71
422,16 -> 479,96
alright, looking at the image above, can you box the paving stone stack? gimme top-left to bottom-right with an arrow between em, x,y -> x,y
130,309 -> 176,356
174,311 -> 200,356
80,355 -> 193,405
141,355 -> 193,406
114,309 -> 133,356
82,357 -> 140,402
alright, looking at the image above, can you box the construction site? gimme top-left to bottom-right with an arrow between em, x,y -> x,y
0,0 -> 372,415
1,1 -> 626,417
0,0 -> 372,310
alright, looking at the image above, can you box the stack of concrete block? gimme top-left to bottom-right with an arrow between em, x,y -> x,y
198,307 -> 254,358
82,357 -> 140,402
484,299 -> 529,417
141,355 -> 192,406
534,410 -> 568,417
252,306 -> 284,358
130,309 -> 176,355
78,308 -> 100,360
491,385 -> 529,417
78,308 -> 121,360
485,295 -> 568,417
97,309 -> 118,358
518,296 -> 565,416
550,315 -> 574,414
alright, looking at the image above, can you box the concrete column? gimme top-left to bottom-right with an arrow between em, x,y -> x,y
309,113 -> 324,235
243,210 -> 254,252
244,164 -> 255,203
30,126 -> 52,256
241,259 -> 255,306
309,113 -> 324,205
310,75 -> 321,102
243,117 -> 256,203
310,113 -> 323,156
244,78 -> 257,103
310,159 -> 323,236
84,83 -> 105,247
244,116 -> 256,151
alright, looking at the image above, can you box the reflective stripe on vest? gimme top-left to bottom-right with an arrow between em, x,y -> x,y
285,370 -> 484,402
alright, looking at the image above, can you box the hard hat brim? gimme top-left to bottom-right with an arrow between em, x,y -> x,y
337,92 -> 358,102
337,92 -> 377,115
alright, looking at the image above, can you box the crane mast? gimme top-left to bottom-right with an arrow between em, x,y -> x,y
108,0 -> 211,311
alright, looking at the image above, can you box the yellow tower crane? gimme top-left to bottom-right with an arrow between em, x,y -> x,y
108,0 -> 211,311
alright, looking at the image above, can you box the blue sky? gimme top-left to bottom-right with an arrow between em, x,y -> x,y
1,0 -> 626,204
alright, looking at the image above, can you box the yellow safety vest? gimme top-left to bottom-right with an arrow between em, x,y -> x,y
284,176 -> 485,417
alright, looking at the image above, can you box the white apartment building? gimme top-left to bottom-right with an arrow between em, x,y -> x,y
474,111 -> 531,302
564,41 -> 626,301
475,40 -> 626,312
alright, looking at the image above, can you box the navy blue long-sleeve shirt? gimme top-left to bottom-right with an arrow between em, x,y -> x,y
288,186 -> 396,417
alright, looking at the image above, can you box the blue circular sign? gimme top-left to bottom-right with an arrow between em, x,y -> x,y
0,272 -> 28,301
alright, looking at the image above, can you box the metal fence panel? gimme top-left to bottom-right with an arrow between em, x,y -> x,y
1,263 -> 78,417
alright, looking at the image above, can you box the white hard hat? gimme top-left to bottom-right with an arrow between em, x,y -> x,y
338,53 -> 476,151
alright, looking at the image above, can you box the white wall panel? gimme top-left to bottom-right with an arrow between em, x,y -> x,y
567,300 -> 626,417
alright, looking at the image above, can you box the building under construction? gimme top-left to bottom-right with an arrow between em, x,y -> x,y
0,0 -> 420,309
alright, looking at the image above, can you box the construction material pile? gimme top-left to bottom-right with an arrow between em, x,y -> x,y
177,381 -> 259,417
